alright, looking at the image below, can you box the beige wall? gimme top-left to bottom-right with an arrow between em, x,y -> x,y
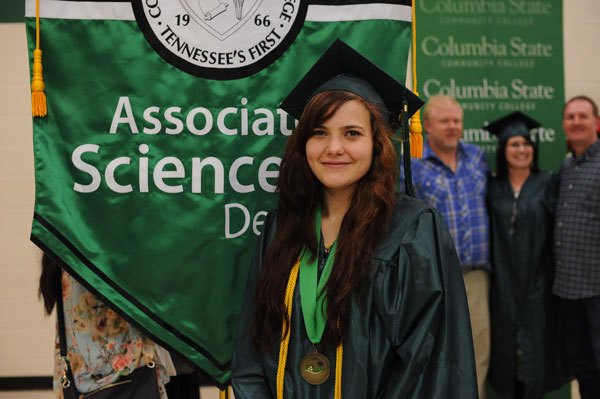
564,0 -> 600,100
0,22 -> 54,377
1,0 -> 600,379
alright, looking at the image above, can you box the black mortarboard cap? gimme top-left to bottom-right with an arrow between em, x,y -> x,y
280,39 -> 423,125
485,111 -> 541,145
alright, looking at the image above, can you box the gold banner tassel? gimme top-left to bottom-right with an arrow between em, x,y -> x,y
409,107 -> 423,158
32,0 -> 47,117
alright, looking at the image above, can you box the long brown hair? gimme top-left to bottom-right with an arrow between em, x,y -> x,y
39,253 -> 62,315
251,90 -> 398,350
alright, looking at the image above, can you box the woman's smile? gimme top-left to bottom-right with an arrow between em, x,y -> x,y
321,161 -> 351,167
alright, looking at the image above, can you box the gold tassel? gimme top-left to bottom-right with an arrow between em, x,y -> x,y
410,105 -> 423,158
31,49 -> 47,117
409,0 -> 422,158
32,0 -> 47,117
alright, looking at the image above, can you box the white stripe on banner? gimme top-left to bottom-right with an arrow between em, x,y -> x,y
307,4 -> 411,22
25,1 -> 134,20
25,0 -> 411,22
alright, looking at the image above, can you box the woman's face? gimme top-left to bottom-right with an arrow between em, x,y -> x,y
504,135 -> 533,171
305,99 -> 374,196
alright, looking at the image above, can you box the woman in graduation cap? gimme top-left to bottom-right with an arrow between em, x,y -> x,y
486,112 -> 571,399
232,40 -> 478,399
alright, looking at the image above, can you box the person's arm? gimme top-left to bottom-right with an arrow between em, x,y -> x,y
478,146 -> 490,176
376,209 -> 478,399
231,213 -> 277,399
542,172 -> 559,218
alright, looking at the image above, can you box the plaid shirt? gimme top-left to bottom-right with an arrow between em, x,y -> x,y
409,140 -> 490,270
553,140 -> 600,299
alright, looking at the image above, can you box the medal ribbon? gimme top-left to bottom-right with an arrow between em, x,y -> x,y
277,259 -> 344,399
299,207 -> 338,344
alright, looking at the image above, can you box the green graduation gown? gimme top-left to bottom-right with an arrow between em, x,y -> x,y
487,171 -> 571,398
232,194 -> 478,398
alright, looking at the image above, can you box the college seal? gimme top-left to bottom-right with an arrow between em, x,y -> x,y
132,0 -> 307,80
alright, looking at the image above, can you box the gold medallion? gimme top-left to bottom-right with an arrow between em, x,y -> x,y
300,351 -> 330,385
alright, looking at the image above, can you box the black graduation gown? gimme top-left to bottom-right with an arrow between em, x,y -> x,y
232,194 -> 478,398
487,171 -> 571,398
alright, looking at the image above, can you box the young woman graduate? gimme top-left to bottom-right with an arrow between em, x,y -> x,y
486,112 -> 571,399
232,40 -> 478,399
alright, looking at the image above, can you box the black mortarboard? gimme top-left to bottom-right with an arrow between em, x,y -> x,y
280,39 -> 423,126
485,111 -> 541,145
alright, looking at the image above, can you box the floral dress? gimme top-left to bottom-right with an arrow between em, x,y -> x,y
53,271 -> 170,399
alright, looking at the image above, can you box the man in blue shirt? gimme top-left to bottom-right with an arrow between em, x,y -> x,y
553,96 -> 600,398
410,94 -> 490,398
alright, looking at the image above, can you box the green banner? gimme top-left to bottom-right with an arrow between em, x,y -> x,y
26,0 -> 412,386
416,0 -> 565,171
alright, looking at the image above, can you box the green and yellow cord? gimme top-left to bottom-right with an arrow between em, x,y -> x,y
277,258 -> 343,399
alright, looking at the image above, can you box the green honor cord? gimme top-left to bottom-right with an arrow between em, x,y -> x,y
299,207 -> 338,345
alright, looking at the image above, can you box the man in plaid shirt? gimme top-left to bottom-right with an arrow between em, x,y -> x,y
409,95 -> 490,398
553,96 -> 600,398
